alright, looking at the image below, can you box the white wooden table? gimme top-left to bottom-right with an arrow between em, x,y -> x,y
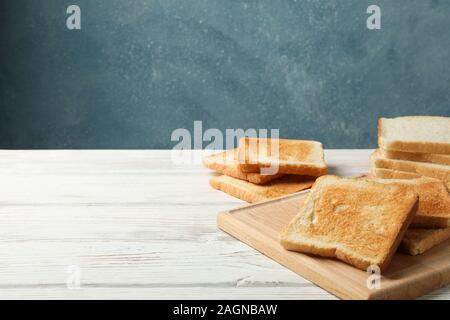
0,150 -> 448,300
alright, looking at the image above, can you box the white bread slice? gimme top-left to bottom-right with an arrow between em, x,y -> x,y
209,174 -> 315,203
383,149 -> 450,166
280,175 -> 418,271
237,137 -> 327,176
358,176 -> 450,228
371,149 -> 450,184
399,228 -> 450,256
378,116 -> 450,154
203,149 -> 283,184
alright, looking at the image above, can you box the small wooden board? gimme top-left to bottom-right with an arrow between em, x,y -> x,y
217,191 -> 450,300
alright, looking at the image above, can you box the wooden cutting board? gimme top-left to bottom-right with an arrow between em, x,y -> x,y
217,191 -> 450,300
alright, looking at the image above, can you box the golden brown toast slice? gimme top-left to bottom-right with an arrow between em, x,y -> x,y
372,167 -> 422,180
371,149 -> 450,184
237,137 -> 327,176
209,174 -> 315,203
358,176 -> 450,228
280,175 -> 419,271
372,168 -> 450,191
378,116 -> 450,154
203,149 -> 283,184
399,228 -> 450,256
383,149 -> 450,166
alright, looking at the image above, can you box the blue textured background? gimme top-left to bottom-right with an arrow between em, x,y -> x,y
1,0 -> 449,149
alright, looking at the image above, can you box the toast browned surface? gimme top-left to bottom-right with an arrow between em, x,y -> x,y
209,174 -> 315,203
203,149 -> 283,184
371,149 -> 450,184
399,228 -> 450,256
357,176 -> 450,228
237,137 -> 327,176
372,167 -> 422,180
372,168 -> 450,201
383,149 -> 450,166
280,175 -> 419,271
378,116 -> 450,154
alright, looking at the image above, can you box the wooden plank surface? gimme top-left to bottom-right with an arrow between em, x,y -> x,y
0,149 -> 448,299
218,192 -> 450,300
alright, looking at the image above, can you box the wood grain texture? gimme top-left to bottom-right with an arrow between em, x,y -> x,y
218,192 -> 450,299
0,149 -> 448,299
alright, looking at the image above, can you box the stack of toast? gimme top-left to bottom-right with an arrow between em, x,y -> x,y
372,116 -> 450,256
280,174 -> 450,271
203,138 -> 327,203
373,116 -> 450,186
280,116 -> 450,271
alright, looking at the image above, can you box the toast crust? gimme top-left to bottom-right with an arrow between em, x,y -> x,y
237,138 -> 327,176
377,118 -> 383,150
373,167 -> 450,189
372,167 -> 422,180
371,149 -> 450,184
203,149 -> 282,184
382,149 -> 450,166
209,175 -> 315,203
280,175 -> 419,271
380,139 -> 450,155
399,228 -> 450,255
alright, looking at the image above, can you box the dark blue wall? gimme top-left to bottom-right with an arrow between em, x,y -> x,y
1,0 -> 449,149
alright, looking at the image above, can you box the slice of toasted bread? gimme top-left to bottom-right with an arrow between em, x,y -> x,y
237,137 -> 327,176
280,175 -> 419,271
209,174 -> 315,203
371,149 -> 450,184
399,228 -> 450,256
378,116 -> 450,154
372,167 -> 423,180
372,168 -> 450,195
383,149 -> 450,166
203,149 -> 283,184
357,176 -> 450,228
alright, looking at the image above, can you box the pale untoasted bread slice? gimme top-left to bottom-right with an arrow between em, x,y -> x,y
280,175 -> 418,271
203,149 -> 283,184
378,116 -> 450,154
237,137 -> 327,176
209,175 -> 315,203
357,176 -> 450,228
399,228 -> 450,256
383,149 -> 450,166
371,149 -> 450,184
